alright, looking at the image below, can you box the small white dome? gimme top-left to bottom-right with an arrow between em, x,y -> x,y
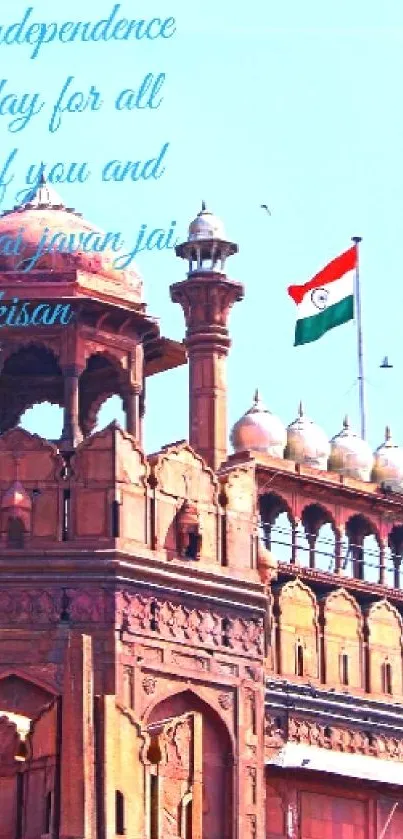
329,416 -> 373,481
372,427 -> 403,490
230,390 -> 286,457
188,202 -> 226,241
285,402 -> 330,470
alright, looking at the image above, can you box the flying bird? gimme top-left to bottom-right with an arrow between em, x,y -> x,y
261,204 -> 272,215
380,356 -> 393,369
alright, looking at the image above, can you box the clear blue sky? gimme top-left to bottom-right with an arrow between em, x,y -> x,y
3,0 -> 402,454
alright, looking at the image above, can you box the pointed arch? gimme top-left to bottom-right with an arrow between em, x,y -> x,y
366,599 -> 403,696
259,492 -> 294,563
277,579 -> 319,680
144,686 -> 234,839
142,685 -> 234,751
322,588 -> 364,690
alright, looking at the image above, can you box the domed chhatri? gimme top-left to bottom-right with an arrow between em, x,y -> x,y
372,427 -> 403,490
0,178 -> 142,292
188,201 -> 226,241
230,390 -> 286,457
175,202 -> 238,276
285,401 -> 330,470
328,416 -> 373,482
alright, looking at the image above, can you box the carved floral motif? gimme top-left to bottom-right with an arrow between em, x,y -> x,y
218,692 -> 233,711
142,676 -> 156,695
118,592 -> 264,657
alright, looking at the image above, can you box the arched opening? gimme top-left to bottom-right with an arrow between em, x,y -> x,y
296,522 -> 310,567
19,401 -> 64,440
389,525 -> 403,588
0,345 -> 63,435
301,504 -> 336,571
0,674 -> 56,837
315,522 -> 336,572
7,517 -> 25,549
147,690 -> 233,839
259,493 -> 293,563
346,515 -> 380,583
80,354 -> 126,436
362,535 -> 381,584
95,395 -> 125,432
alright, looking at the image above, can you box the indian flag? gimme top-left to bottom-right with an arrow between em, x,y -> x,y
288,246 -> 356,346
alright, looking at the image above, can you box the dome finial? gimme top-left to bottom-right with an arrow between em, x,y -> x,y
230,393 -> 286,456
286,403 -> 329,470
372,426 -> 403,489
201,200 -> 207,212
329,417 -> 373,481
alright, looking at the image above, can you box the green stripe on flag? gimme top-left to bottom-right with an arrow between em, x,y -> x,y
294,295 -> 354,347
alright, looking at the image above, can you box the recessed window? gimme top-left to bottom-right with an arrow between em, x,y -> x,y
116,790 -> 125,835
383,661 -> 393,695
185,530 -> 199,559
44,791 -> 52,833
296,643 -> 304,677
7,517 -> 24,548
341,653 -> 349,685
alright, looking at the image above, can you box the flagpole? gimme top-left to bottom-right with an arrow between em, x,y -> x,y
351,236 -> 365,439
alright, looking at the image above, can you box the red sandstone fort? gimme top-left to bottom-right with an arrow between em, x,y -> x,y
0,182 -> 401,838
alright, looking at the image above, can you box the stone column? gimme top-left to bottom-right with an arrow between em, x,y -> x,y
61,364 -> 83,447
139,376 -> 146,445
379,540 -> 386,585
126,385 -> 141,440
171,276 -> 244,471
59,633 -> 96,839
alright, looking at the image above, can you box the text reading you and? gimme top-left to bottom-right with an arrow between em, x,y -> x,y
0,5 -> 176,60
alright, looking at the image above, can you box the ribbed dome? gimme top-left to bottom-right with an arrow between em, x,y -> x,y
188,201 -> 226,241
285,402 -> 330,470
329,416 -> 373,481
372,427 -> 403,490
0,179 -> 142,293
230,390 -> 286,457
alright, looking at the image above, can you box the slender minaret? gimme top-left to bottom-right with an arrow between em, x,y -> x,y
171,203 -> 243,471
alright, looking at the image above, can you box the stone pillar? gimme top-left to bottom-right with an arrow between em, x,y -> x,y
126,385 -> 141,440
171,274 -> 244,471
379,540 -> 386,585
61,365 -> 83,447
139,376 -> 146,444
59,633 -> 96,839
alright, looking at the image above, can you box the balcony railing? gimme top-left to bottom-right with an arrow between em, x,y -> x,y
260,522 -> 401,588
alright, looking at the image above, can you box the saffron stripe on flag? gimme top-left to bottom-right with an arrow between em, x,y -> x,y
288,246 -> 357,305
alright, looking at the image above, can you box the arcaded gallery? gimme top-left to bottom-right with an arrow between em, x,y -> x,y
0,184 -> 401,838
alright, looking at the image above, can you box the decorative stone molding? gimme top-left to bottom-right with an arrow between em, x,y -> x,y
265,712 -> 403,762
117,591 -> 264,657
